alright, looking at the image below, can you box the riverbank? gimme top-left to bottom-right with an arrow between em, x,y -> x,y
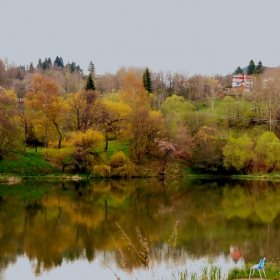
2,147 -> 280,181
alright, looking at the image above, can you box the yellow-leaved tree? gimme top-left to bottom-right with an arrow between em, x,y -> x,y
98,98 -> 131,152
69,130 -> 104,172
223,135 -> 255,174
0,89 -> 21,159
255,131 -> 280,173
66,90 -> 101,132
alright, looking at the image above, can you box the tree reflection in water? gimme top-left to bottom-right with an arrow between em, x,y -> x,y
0,179 -> 280,278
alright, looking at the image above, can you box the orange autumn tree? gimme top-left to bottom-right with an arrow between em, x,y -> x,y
120,72 -> 150,110
120,73 -> 165,162
25,74 -> 65,153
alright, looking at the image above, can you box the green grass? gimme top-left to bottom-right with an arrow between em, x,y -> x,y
96,140 -> 131,159
228,261 -> 280,280
0,141 -> 130,176
0,148 -> 60,175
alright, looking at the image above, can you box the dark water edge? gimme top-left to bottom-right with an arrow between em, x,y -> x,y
0,178 -> 279,279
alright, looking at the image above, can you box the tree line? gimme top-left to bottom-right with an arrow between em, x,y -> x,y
1,57 -> 280,175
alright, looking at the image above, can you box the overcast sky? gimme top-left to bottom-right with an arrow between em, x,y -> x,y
1,0 -> 280,76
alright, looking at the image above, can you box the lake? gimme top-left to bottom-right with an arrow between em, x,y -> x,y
0,178 -> 279,280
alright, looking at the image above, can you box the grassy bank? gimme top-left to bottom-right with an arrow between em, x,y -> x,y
172,261 -> 280,280
2,142 -> 280,180
0,148 -> 60,175
228,261 -> 280,280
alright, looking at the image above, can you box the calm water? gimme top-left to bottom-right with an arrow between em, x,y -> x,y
0,178 -> 279,280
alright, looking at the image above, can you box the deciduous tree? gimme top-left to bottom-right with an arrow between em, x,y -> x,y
98,99 -> 131,152
255,131 -> 280,173
25,74 -> 65,153
223,135 -> 255,174
66,91 -> 100,132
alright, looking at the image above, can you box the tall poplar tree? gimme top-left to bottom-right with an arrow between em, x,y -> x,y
142,67 -> 153,95
85,73 -> 95,91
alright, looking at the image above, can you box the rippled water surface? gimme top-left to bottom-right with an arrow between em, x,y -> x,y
0,178 -> 279,279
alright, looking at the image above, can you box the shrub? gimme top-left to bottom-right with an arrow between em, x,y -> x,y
110,151 -> 136,177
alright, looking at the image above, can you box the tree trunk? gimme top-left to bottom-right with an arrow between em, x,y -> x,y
53,122 -> 62,149
104,130 -> 108,152
244,159 -> 252,175
267,163 -> 276,173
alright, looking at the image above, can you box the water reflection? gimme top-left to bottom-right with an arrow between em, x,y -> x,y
0,179 -> 280,279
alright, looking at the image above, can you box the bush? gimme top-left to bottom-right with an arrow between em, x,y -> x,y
110,151 -> 137,177
92,164 -> 111,177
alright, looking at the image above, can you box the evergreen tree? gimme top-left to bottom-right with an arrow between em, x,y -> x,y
88,61 -> 95,77
247,60 -> 255,75
37,59 -> 43,69
142,67 -> 153,94
59,57 -> 64,67
47,57 -> 52,66
85,73 -> 95,91
255,61 -> 263,74
67,62 -> 81,73
29,62 -> 35,73
54,56 -> 64,67
42,58 -> 51,70
234,66 -> 243,75
54,56 -> 60,67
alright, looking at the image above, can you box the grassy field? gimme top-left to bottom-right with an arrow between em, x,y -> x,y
0,148 -> 60,175
0,140 -> 131,176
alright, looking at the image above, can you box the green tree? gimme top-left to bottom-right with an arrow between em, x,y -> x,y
255,131 -> 280,173
255,61 -> 263,74
0,90 -> 21,159
142,67 -> 153,95
191,126 -> 224,171
223,135 -> 255,174
37,59 -> 42,69
88,61 -> 95,77
234,66 -> 243,75
85,73 -> 95,91
161,94 -> 196,133
29,62 -> 35,73
54,56 -> 64,67
247,60 -> 255,75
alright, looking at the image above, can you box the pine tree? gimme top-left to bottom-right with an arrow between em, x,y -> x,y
37,59 -> 43,69
234,66 -> 243,75
88,61 -> 95,77
29,62 -> 35,73
47,57 -> 52,66
54,56 -> 64,67
59,57 -> 64,67
247,60 -> 255,75
54,56 -> 60,67
85,73 -> 95,91
142,67 -> 153,95
255,61 -> 263,74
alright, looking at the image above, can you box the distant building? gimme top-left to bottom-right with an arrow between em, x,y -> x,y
217,80 -> 224,88
232,74 -> 253,92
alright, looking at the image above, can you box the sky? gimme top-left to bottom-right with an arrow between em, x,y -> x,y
1,0 -> 280,77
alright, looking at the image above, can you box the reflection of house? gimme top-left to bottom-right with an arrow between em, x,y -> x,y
230,246 -> 242,262
232,74 -> 253,92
